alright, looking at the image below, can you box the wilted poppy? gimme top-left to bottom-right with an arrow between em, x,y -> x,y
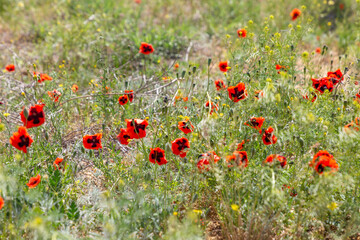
171,137 -> 190,158
10,126 -> 34,153
228,82 -> 247,102
33,72 -> 53,83
149,147 -> 168,165
20,104 -> 45,128
237,28 -> 247,38
126,119 -> 149,139
327,69 -> 343,85
254,90 -> 264,99
0,196 -> 3,210
227,151 -> 248,168
205,101 -> 218,115
312,77 -> 334,94
262,127 -> 277,145
118,95 -> 128,105
117,128 -> 132,145
83,133 -> 102,150
53,158 -> 64,170
244,117 -> 265,133
5,64 -> 15,72
125,90 -> 134,102
139,42 -> 154,55
219,61 -> 228,72
264,154 -> 287,168
215,79 -> 226,91
71,84 -> 79,93
290,8 -> 301,21
48,90 -> 61,102
178,120 -> 194,134
26,174 -> 41,189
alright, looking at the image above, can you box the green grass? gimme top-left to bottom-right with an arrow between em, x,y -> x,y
1,0 -> 360,239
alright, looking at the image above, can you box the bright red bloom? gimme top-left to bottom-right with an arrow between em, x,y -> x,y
71,84 -> 79,93
315,47 -> 321,54
227,151 -> 248,168
344,121 -> 359,133
125,90 -> 134,102
290,8 -> 301,21
171,137 -> 190,158
309,150 -> 333,167
303,93 -> 317,102
118,95 -> 128,105
355,117 -> 360,126
227,82 -> 248,102
178,120 -> 194,134
174,63 -> 179,70
26,174 -> 41,189
117,128 -> 132,145
275,64 -> 288,74
149,147 -> 168,165
205,101 -> 218,115
53,158 -> 64,170
219,61 -> 228,72
215,79 -> 226,91
197,158 -> 210,171
5,64 -> 15,72
83,133 -> 102,150
139,42 -> 154,55
314,156 -> 339,174
0,196 -> 3,210
264,154 -> 287,168
312,77 -> 334,94
244,117 -> 265,133
33,72 -> 53,83
237,28 -> 247,38
199,151 -> 221,163
237,140 -> 246,151
20,104 -> 45,128
262,127 -> 277,145
126,119 -> 148,139
48,90 -> 61,102
327,69 -> 343,85
254,90 -> 264,99
10,126 -> 33,153
356,89 -> 360,99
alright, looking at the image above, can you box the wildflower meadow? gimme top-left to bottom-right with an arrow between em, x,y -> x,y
1,0 -> 360,239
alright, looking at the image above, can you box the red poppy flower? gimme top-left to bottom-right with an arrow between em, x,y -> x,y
26,174 -> 41,189
244,117 -> 265,133
149,147 -> 168,165
183,97 -> 188,102
48,90 -> 61,102
199,151 -> 221,163
356,89 -> 360,99
314,156 -> 339,174
311,77 -> 334,94
197,158 -> 210,171
83,133 -> 102,150
262,127 -> 277,145
219,61 -> 228,72
139,42 -> 154,55
290,8 -> 301,21
53,158 -> 64,170
226,151 -> 248,168
118,95 -> 128,105
117,128 -> 132,145
0,196 -> 3,210
20,104 -> 45,129
302,93 -> 317,102
275,64 -> 288,74
237,28 -> 247,38
315,47 -> 321,54
237,140 -> 245,151
171,137 -> 190,158
264,154 -> 287,168
355,117 -> 360,126
134,0 -> 141,3
125,90 -> 134,102
344,121 -> 359,133
10,126 -> 34,153
309,150 -> 334,167
33,72 -> 53,83
5,64 -> 15,72
227,82 -> 248,102
339,3 -> 344,10
205,101 -> 218,115
254,90 -> 264,99
215,79 -> 226,91
178,120 -> 194,134
327,69 -> 343,85
126,119 -> 149,139
71,84 -> 79,93
174,63 -> 179,70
